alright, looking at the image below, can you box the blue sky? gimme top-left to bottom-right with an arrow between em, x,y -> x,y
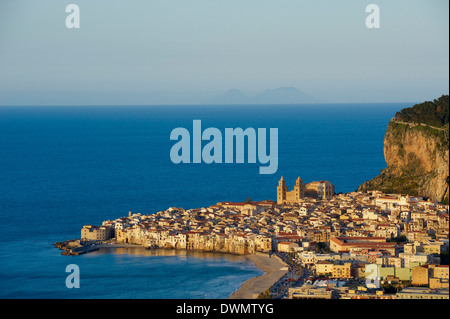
0,0 -> 448,105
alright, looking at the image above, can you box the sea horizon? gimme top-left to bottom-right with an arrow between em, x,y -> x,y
0,101 -> 420,108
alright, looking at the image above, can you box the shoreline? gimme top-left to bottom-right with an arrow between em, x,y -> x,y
57,241 -> 289,299
228,253 -> 289,299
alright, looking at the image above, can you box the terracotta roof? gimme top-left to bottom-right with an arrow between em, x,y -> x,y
278,241 -> 297,245
317,260 -> 333,265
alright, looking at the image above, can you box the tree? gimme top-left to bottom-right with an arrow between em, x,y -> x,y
387,235 -> 407,243
257,290 -> 271,299
395,95 -> 449,127
383,285 -> 397,294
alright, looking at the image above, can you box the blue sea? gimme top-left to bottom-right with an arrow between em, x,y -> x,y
0,103 -> 412,298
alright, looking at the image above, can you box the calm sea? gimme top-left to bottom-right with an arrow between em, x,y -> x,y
0,103 -> 411,298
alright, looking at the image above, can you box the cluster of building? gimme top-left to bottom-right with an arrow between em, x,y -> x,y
80,176 -> 449,299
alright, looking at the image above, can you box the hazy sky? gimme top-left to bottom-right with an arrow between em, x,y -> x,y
0,0 -> 448,105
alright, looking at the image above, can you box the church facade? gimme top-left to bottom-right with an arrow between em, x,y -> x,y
277,176 -> 335,204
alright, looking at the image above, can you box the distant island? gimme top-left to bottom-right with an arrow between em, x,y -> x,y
205,87 -> 322,105
358,95 -> 449,204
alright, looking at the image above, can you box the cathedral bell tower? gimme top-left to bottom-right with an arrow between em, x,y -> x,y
277,176 -> 287,204
294,176 -> 304,200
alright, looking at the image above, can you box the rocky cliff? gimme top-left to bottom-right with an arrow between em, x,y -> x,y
358,120 -> 449,203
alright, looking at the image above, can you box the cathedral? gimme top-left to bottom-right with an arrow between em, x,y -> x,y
277,176 -> 335,204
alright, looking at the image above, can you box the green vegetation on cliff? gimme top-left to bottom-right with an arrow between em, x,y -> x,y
395,95 -> 449,127
389,121 -> 449,155
359,168 -> 427,198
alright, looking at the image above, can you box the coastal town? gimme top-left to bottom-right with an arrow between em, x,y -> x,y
57,176 -> 450,300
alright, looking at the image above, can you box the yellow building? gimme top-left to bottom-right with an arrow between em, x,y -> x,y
396,287 -> 449,299
330,237 -> 395,254
316,260 -> 333,275
341,290 -> 396,299
81,225 -> 113,241
403,242 -> 423,254
277,241 -> 299,253
423,242 -> 444,254
289,286 -> 335,299
412,265 -> 430,286
429,278 -> 449,289
332,263 -> 352,278
412,264 -> 449,287
304,181 -> 335,200
433,265 -> 449,280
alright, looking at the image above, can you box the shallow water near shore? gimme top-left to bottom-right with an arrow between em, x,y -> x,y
0,241 -> 263,299
0,103 -> 408,298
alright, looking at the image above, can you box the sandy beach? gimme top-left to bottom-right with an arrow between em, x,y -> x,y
228,253 -> 289,299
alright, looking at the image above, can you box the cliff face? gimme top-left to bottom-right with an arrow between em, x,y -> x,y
358,120 -> 449,202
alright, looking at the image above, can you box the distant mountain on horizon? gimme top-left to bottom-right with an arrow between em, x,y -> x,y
207,89 -> 250,105
205,87 -> 322,105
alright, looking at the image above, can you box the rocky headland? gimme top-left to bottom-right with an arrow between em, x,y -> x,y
358,95 -> 449,203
